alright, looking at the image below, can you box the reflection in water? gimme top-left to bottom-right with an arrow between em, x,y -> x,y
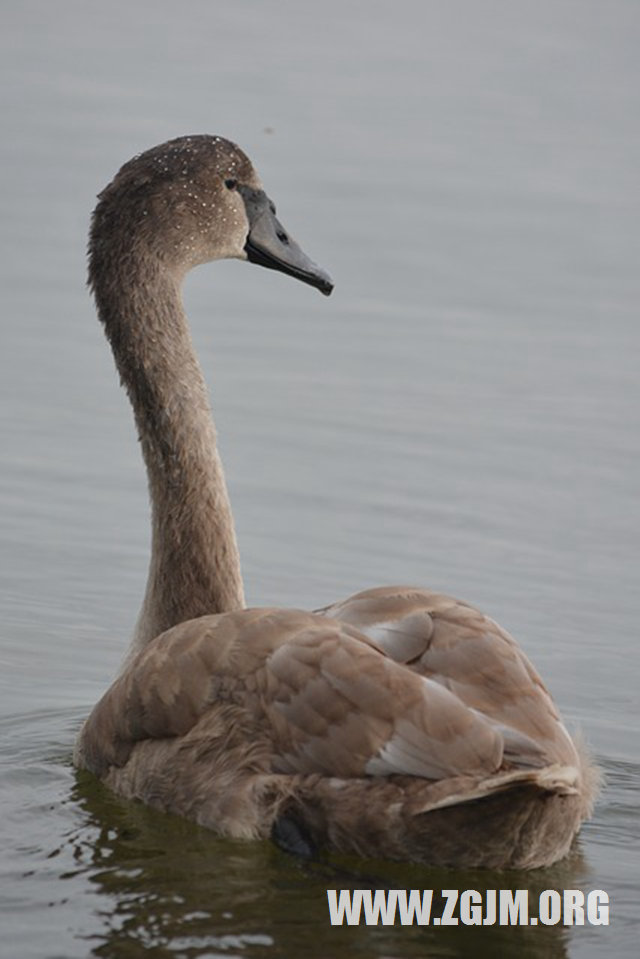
68,768 -> 594,959
69,771 -> 277,957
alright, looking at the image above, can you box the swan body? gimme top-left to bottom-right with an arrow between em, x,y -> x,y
74,135 -> 597,868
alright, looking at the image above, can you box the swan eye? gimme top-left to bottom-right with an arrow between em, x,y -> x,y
224,178 -> 237,190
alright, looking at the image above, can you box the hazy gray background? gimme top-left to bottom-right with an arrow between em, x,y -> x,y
1,1 -> 638,957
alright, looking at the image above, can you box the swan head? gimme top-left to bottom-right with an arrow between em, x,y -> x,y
89,135 -> 333,296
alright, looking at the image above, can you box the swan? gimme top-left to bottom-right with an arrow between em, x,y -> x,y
74,135 -> 597,868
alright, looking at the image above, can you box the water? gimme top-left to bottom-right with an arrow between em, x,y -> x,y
1,1 -> 638,955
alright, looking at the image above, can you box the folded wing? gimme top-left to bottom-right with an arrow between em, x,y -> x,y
78,604 -> 517,784
318,586 -> 578,768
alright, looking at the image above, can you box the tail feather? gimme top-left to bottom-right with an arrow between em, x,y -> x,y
414,764 -> 579,816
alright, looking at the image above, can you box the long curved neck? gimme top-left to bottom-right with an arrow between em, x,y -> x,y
92,251 -> 245,656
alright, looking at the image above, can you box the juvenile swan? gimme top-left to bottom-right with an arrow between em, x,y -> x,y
74,135 -> 597,868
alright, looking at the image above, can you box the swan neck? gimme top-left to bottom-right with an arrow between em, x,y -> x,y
92,253 -> 245,655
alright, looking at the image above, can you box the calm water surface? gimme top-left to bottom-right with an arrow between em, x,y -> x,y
1,2 -> 638,956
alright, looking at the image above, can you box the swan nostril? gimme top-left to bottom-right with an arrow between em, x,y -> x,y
276,230 -> 289,245
224,178 -> 237,190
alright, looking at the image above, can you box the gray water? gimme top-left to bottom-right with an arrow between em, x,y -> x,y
1,1 -> 638,956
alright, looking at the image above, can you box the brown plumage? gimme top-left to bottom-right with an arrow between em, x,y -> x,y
74,136 -> 598,868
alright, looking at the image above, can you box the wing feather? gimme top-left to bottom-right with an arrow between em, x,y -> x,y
77,604 -> 505,783
319,586 -> 578,766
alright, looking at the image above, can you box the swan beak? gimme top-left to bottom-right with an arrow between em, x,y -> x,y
240,186 -> 334,296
